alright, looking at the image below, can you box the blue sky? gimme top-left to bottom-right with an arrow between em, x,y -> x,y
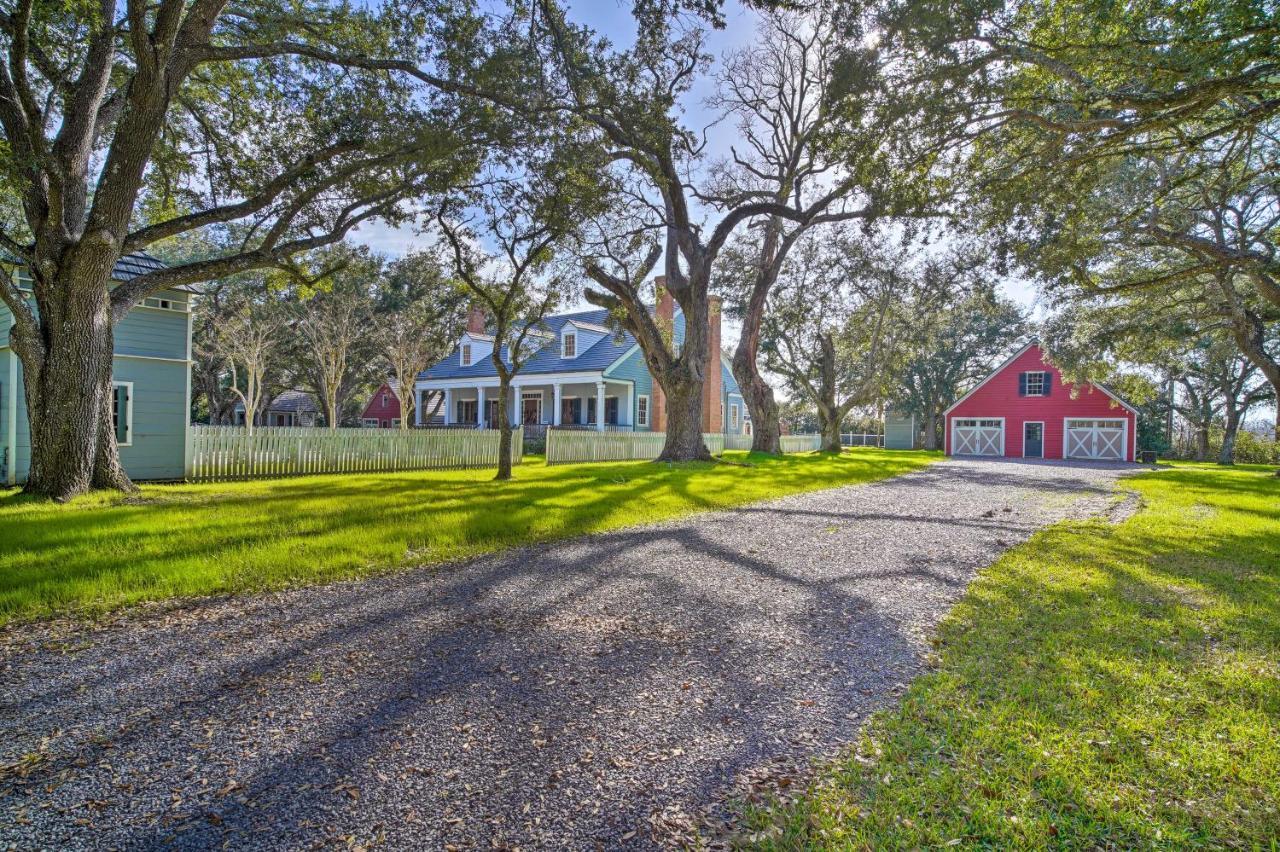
350,0 -> 1040,314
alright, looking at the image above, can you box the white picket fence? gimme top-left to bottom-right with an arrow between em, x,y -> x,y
546,429 -> 727,464
545,430 -> 824,464
189,425 -> 523,482
780,434 -> 823,453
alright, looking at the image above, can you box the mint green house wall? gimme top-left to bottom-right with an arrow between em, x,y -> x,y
603,346 -> 655,431
1,280 -> 192,485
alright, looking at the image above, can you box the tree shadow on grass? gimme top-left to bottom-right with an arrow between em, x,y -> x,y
756,472 -> 1280,848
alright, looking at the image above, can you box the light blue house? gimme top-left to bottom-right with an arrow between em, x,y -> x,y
415,297 -> 749,435
1,253 -> 193,484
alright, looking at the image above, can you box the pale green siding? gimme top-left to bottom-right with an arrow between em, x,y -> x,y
1,350 -> 12,484
0,288 -> 191,484
884,410 -> 917,450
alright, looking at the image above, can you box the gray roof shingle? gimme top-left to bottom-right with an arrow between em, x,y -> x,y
420,309 -> 635,381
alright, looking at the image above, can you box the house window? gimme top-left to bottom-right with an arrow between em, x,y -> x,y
142,295 -> 189,312
729,403 -> 740,431
392,418 -> 401,428
461,343 -> 472,366
457,400 -> 478,423
362,418 -> 379,428
637,395 -> 650,427
562,332 -> 577,358
561,397 -> 582,425
112,382 -> 132,446
605,397 -> 619,425
1024,371 -> 1046,396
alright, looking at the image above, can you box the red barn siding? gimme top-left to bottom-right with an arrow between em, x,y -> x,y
361,383 -> 402,427
946,344 -> 1136,461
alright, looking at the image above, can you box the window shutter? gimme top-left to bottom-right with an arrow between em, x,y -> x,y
1043,372 -> 1052,396
1018,372 -> 1027,396
114,385 -> 129,443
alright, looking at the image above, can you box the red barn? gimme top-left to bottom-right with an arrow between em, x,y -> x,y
944,343 -> 1137,462
361,381 -> 403,428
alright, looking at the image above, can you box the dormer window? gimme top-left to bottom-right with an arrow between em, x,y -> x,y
461,343 -> 472,366
562,331 -> 577,359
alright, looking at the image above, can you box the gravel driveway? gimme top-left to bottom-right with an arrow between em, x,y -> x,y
0,458 -> 1133,850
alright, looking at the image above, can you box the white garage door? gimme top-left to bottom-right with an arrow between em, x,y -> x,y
1065,419 -> 1126,460
952,418 -> 1004,456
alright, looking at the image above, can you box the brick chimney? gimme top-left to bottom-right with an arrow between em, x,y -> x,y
652,277 -> 673,431
466,303 -> 486,335
700,295 -> 723,433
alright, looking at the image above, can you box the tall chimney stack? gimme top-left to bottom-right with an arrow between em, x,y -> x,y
466,303 -> 486,335
701,296 -> 723,433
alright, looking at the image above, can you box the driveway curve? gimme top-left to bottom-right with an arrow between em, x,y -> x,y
1,458 -> 1132,850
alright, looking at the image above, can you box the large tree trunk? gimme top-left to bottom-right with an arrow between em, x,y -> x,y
923,411 -> 940,451
820,412 -> 842,453
816,333 -> 842,453
731,222 -> 785,455
1194,426 -> 1210,461
15,279 -> 133,500
1219,411 -> 1240,466
734,355 -> 781,455
495,378 -> 514,480
653,284 -> 711,463
656,374 -> 712,462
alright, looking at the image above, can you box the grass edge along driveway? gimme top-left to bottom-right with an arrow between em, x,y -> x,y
0,448 -> 938,627
734,462 -> 1280,849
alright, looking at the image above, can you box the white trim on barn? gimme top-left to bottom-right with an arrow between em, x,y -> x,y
1063,417 -> 1128,461
950,416 -> 1005,456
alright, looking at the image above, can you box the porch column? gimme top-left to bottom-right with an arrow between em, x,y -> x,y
443,388 -> 453,424
553,382 -> 562,426
595,381 -> 606,432
625,383 -> 633,429
477,385 -> 487,427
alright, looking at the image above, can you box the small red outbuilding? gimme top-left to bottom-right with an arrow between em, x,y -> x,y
945,343 -> 1137,462
360,381 -> 403,428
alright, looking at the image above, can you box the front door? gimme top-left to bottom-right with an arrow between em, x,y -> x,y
1023,422 -> 1044,458
521,393 -> 542,425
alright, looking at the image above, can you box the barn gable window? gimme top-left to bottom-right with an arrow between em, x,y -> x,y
1020,371 -> 1049,396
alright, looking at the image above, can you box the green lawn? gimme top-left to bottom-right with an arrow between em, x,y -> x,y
736,462 -> 1280,849
0,448 -> 937,626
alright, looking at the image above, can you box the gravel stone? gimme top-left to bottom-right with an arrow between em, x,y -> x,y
0,458 -> 1135,850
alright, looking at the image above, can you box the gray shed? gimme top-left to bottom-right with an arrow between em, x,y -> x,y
883,410 -> 919,450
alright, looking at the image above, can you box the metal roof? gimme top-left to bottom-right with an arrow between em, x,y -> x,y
420,309 -> 633,381
4,250 -> 192,291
